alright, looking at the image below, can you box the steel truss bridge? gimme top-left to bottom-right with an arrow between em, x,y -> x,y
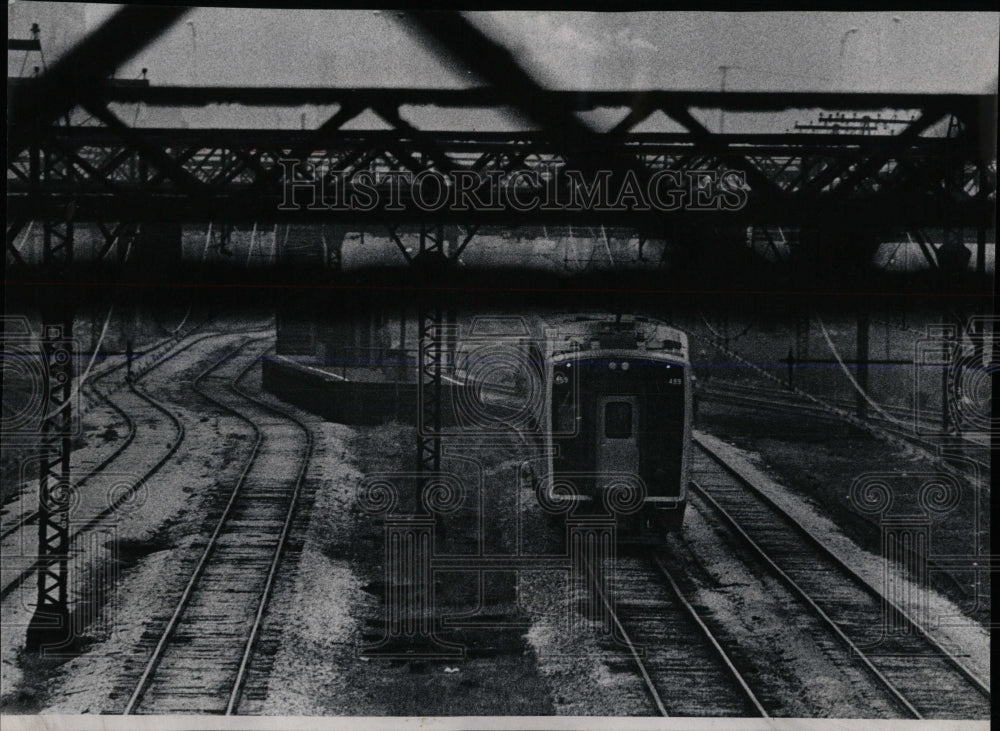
4,7 -> 996,652
6,85 -> 996,232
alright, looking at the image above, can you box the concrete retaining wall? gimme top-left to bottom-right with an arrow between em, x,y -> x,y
262,356 -> 419,425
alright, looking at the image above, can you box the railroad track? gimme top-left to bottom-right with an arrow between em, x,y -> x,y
587,548 -> 768,717
689,435 -> 990,720
699,379 -> 989,453
697,380 -> 991,477
1,329 -> 271,614
0,324 -> 279,547
122,336 -> 314,715
0,323 -> 224,541
694,380 -> 988,605
0,333 -> 231,600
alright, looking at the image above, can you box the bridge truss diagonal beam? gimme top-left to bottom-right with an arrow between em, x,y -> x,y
401,11 -> 649,185
8,5 -> 189,157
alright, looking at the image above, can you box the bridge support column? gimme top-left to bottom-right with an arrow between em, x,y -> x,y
416,225 -> 446,479
362,516 -> 460,659
26,205 -> 75,653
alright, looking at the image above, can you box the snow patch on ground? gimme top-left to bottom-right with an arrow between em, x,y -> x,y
694,429 -> 990,685
519,570 -> 648,716
677,504 -> 897,718
238,406 -> 373,715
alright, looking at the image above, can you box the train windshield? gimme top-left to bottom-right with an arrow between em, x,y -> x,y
604,401 -> 633,438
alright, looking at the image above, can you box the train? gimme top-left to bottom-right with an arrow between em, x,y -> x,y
272,304 -> 693,539
535,313 -> 693,539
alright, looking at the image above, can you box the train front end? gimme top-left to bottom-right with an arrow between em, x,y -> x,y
544,317 -> 692,539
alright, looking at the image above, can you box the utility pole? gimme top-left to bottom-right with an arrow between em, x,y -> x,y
785,348 -> 795,390
839,27 -> 858,87
856,307 -> 870,420
718,65 -> 732,134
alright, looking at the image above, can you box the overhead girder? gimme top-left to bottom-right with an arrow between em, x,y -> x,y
8,167 -> 985,236
818,106 -> 954,199
7,177 -> 989,226
401,11 -> 654,197
6,131 -> 990,226
7,6 -> 189,156
8,6 -> 993,661
6,9 -> 994,247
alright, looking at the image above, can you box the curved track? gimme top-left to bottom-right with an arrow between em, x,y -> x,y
695,379 -> 988,604
689,436 -> 990,720
0,333 -> 231,600
0,326 -> 222,542
122,337 -> 314,715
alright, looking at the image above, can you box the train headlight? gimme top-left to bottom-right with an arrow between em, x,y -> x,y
621,361 -> 630,371
554,372 -> 568,385
609,361 -> 617,370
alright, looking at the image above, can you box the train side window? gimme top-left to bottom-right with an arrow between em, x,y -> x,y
604,401 -> 632,439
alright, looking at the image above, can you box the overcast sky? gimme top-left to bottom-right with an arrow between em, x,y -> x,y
7,5 -> 996,91
7,4 -> 999,132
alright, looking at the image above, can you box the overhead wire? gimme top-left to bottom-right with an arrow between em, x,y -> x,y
814,314 -> 905,425
246,222 -> 259,266
698,312 -> 754,343
18,43 -> 30,77
600,225 -> 616,266
40,227 -> 132,421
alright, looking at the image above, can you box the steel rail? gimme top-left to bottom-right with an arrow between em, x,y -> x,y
648,551 -> 769,718
584,559 -> 669,716
225,347 -> 315,715
694,385 -> 991,598
0,374 -> 136,541
708,378 -> 991,458
691,330 -> 990,482
692,436 -> 990,701
122,336 -> 267,715
0,323 -> 215,542
696,384 -> 990,477
692,391 -> 982,604
123,336 -> 313,716
687,477 -> 923,720
0,331 -> 238,601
